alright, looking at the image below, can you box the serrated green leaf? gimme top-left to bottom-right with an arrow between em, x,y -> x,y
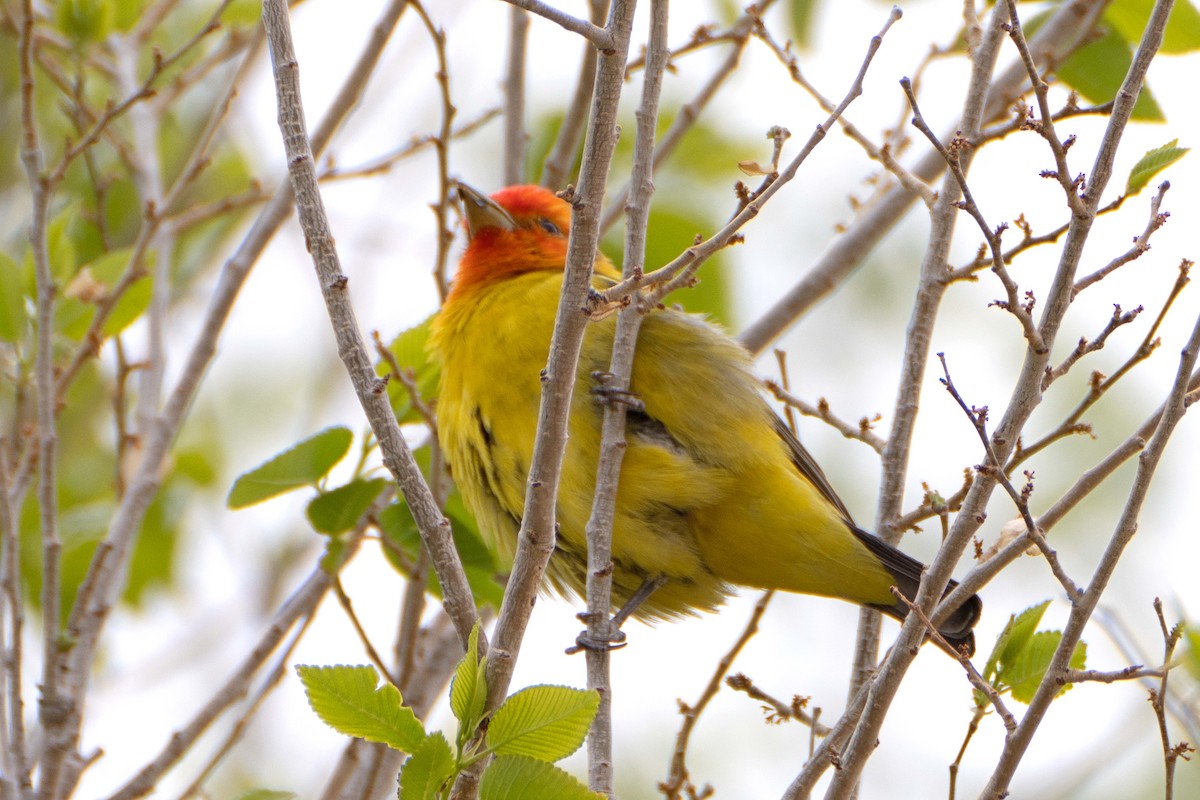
398,732 -> 456,800
1126,139 -> 1190,194
1055,25 -> 1163,120
295,665 -> 425,752
0,252 -> 26,342
479,755 -> 603,800
450,622 -> 488,746
487,686 -> 599,762
228,427 -> 353,508
1106,0 -> 1200,54
1005,631 -> 1087,704
306,478 -> 389,534
982,600 -> 1051,686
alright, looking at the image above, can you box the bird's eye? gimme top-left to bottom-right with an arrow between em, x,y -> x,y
538,218 -> 562,236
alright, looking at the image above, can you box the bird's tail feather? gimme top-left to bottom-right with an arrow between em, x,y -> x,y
850,526 -> 982,657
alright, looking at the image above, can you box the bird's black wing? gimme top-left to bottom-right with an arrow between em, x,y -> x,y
771,414 -> 856,524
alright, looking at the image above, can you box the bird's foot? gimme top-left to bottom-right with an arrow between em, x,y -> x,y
566,612 -> 627,654
590,372 -> 645,412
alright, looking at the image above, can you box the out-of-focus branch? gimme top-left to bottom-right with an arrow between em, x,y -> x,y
598,3 -> 771,234
503,5 -> 529,184
105,528 -> 370,800
542,0 -> 608,189
502,0 -> 615,50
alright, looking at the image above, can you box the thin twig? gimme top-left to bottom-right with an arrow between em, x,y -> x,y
501,0 -> 615,50
595,7 -> 901,308
765,381 -> 886,454
409,0 -> 457,304
890,588 -> 1017,734
937,353 -> 1082,600
660,591 -> 774,800
457,4 -> 638,797
724,672 -> 829,735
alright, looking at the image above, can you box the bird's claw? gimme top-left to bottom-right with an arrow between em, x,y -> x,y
590,372 -> 645,412
566,626 -> 628,655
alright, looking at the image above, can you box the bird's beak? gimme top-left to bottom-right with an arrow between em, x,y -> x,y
457,182 -> 515,239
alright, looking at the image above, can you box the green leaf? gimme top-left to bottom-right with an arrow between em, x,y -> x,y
111,0 -> 146,32
1184,625 -> 1200,681
1106,0 -> 1200,54
55,0 -> 113,44
220,0 -> 262,26
787,0 -> 820,49
381,316 -> 440,424
306,478 -> 389,534
1055,25 -> 1163,121
450,623 -> 488,748
487,685 -> 599,762
479,755 -> 603,800
1006,632 -> 1087,704
228,427 -> 353,509
379,494 -> 505,609
398,732 -> 456,800
233,791 -> 297,800
1126,139 -> 1190,195
295,665 -> 425,752
0,252 -> 26,342
59,247 -> 156,340
980,600 -> 1049,693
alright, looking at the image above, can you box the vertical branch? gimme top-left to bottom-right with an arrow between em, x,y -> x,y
582,1 -> 669,794
504,5 -> 529,184
541,0 -> 609,188
834,2 -> 1178,797
118,26 -> 173,434
0,449 -> 31,798
845,5 -> 1008,702
260,0 -> 478,643
17,1 -> 69,797
443,6 -> 639,799
409,0 -> 457,304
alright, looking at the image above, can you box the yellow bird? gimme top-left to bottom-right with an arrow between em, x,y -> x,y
430,184 -> 981,654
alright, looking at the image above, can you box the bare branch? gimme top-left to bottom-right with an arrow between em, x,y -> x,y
662,592 -> 775,799
502,0 -> 615,50
261,0 -> 478,647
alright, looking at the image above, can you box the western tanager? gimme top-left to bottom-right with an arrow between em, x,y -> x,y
430,183 -> 981,654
